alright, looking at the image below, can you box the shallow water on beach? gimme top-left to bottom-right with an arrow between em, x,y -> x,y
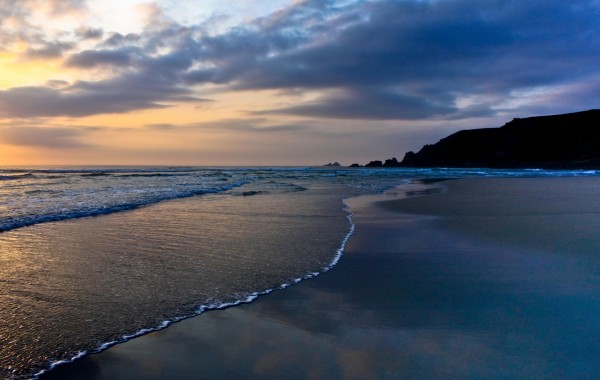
1,167 -> 599,378
41,178 -> 600,380
0,178 -> 354,379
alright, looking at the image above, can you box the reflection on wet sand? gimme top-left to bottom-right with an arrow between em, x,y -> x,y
43,178 -> 600,379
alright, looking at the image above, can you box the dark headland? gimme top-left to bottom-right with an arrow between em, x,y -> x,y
355,109 -> 600,169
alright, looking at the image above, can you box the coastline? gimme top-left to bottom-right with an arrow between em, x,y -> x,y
41,177 -> 600,379
1,175 -> 356,380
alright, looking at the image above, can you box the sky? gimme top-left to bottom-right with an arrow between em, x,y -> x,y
0,0 -> 599,166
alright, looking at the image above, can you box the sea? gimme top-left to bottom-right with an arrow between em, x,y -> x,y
0,166 -> 597,379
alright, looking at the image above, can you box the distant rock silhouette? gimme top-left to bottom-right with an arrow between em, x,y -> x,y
363,157 -> 402,167
364,160 -> 383,167
349,163 -> 362,168
399,109 -> 600,169
384,157 -> 401,167
323,162 -> 341,167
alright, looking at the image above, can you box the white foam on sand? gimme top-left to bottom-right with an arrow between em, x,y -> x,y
35,200 -> 357,379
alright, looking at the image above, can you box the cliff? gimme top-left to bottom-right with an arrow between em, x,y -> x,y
399,109 -> 600,169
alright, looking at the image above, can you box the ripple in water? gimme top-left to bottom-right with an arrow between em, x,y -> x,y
0,182 -> 356,379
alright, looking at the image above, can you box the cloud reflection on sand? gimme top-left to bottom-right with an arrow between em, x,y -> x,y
41,178 -> 600,380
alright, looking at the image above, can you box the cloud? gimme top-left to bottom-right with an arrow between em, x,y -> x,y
1,31 -> 211,118
0,7 -> 207,118
145,123 -> 177,130
185,0 -> 600,120
0,0 -> 87,48
46,79 -> 71,88
42,0 -> 88,16
100,32 -> 142,48
143,118 -> 310,133
0,86 -> 152,117
23,41 -> 74,59
0,126 -> 90,148
258,88 -> 457,120
75,27 -> 104,40
0,70 -> 201,121
2,0 -> 600,122
65,49 -> 134,68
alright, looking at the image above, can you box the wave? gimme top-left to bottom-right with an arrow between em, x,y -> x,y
79,172 -> 190,178
239,190 -> 268,196
0,167 -> 205,175
0,182 -> 246,233
33,199 -> 357,380
80,172 -> 112,177
115,173 -> 188,178
265,181 -> 309,192
0,173 -> 34,181
24,189 -> 63,195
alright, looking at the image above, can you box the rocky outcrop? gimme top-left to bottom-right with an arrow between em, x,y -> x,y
364,160 -> 383,167
399,109 -> 600,169
363,157 -> 402,167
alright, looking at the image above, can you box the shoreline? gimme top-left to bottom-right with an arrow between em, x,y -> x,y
36,197 -> 357,379
32,191 -> 357,379
1,174 -> 356,380
41,177 -> 600,379
36,180 -> 426,379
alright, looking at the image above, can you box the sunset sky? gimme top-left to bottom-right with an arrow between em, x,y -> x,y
1,0 -> 599,166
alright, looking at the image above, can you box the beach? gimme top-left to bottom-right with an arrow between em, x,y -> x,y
41,177 -> 600,379
4,1 -> 600,378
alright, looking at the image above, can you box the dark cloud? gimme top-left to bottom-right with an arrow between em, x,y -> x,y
255,0 -> 598,91
188,0 -> 600,120
4,20 -> 205,117
23,42 -> 74,59
2,0 -> 599,122
100,32 -> 142,48
76,27 -> 104,40
0,84 -> 170,118
258,87 -> 457,120
1,40 -> 208,117
65,49 -> 134,68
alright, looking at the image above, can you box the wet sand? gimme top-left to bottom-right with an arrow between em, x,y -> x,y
42,178 -> 600,379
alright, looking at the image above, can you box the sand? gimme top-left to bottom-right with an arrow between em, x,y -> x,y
41,178 -> 600,379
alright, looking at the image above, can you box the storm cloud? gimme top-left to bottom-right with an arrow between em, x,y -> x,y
258,88 -> 458,120
1,0 -> 599,120
220,0 -> 600,119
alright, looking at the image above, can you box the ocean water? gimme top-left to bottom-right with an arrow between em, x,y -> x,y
0,166 -> 597,379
